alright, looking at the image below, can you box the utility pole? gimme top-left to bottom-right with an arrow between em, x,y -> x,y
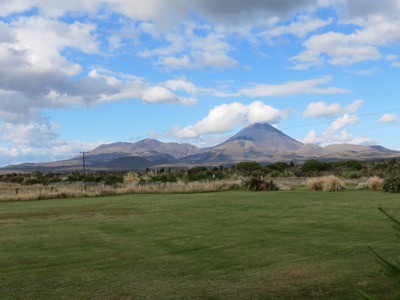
80,151 -> 89,173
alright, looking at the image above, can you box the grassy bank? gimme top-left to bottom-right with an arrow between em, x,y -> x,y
0,190 -> 399,299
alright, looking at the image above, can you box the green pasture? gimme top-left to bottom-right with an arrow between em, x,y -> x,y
1,190 -> 399,299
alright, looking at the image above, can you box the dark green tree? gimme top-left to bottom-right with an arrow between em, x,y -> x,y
301,159 -> 327,173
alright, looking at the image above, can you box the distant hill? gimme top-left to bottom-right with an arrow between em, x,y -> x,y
2,123 -> 400,172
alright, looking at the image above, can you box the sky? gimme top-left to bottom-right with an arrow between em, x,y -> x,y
1,0 -> 400,166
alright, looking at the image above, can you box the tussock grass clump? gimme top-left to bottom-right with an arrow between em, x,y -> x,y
307,175 -> 346,192
367,176 -> 383,191
322,175 -> 346,192
306,177 -> 324,191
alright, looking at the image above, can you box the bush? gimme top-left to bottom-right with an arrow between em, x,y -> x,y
383,176 -> 400,193
322,175 -> 345,192
306,177 -> 323,191
367,176 -> 384,191
241,177 -> 278,191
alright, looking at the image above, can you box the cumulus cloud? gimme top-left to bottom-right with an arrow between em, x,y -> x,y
292,0 -> 400,68
299,110 -> 373,146
325,114 -> 359,134
378,113 -> 398,124
303,99 -> 363,118
0,122 -> 58,148
299,129 -> 374,146
240,76 -> 350,97
168,101 -> 287,139
0,121 -> 106,164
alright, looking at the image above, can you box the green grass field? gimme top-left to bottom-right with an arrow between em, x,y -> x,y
1,189 -> 399,299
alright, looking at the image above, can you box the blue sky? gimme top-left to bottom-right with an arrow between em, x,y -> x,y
1,0 -> 400,165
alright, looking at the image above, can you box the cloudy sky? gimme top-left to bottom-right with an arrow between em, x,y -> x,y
1,0 -> 400,165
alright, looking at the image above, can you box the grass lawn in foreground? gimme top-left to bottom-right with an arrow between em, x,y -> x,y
0,189 -> 399,299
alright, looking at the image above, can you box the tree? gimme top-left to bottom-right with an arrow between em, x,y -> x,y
236,161 -> 261,174
301,159 -> 327,173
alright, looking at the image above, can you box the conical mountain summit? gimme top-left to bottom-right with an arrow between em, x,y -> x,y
221,123 -> 303,150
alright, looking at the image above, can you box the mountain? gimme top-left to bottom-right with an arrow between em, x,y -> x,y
2,123 -> 400,172
181,123 -> 305,164
89,139 -> 201,159
222,123 -> 303,150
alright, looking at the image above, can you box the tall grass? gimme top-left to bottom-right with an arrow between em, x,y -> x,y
367,176 -> 384,191
0,180 -> 241,202
306,175 -> 346,192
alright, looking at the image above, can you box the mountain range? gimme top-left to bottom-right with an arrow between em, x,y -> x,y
2,123 -> 400,172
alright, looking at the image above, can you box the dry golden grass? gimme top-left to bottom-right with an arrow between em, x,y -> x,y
367,176 -> 383,191
306,177 -> 324,191
306,175 -> 346,192
0,180 -> 241,202
322,175 -> 346,192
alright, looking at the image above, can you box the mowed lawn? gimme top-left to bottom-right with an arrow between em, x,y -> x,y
1,189 -> 399,299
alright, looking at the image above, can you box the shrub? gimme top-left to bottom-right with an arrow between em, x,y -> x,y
367,176 -> 384,191
241,177 -> 278,192
343,171 -> 362,179
322,175 -> 346,192
383,176 -> 400,193
123,172 -> 140,184
306,177 -> 323,191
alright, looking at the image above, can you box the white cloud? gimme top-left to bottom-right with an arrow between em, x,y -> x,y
139,25 -> 237,69
292,1 -> 400,67
325,114 -> 359,134
0,122 -> 58,148
378,113 -> 398,124
299,110 -> 372,146
299,129 -> 373,146
392,62 -> 400,68
260,15 -> 332,41
303,99 -> 363,118
169,101 -> 287,139
240,76 -> 350,97
0,121 -> 106,164
163,78 -> 198,94
386,54 -> 398,61
351,68 -> 381,76
141,86 -> 197,105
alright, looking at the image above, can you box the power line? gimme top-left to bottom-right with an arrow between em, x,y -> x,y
80,151 -> 89,173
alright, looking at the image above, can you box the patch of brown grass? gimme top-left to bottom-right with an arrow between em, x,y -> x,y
306,175 -> 346,192
0,180 -> 241,202
322,175 -> 346,192
306,177 -> 324,191
367,176 -> 383,191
